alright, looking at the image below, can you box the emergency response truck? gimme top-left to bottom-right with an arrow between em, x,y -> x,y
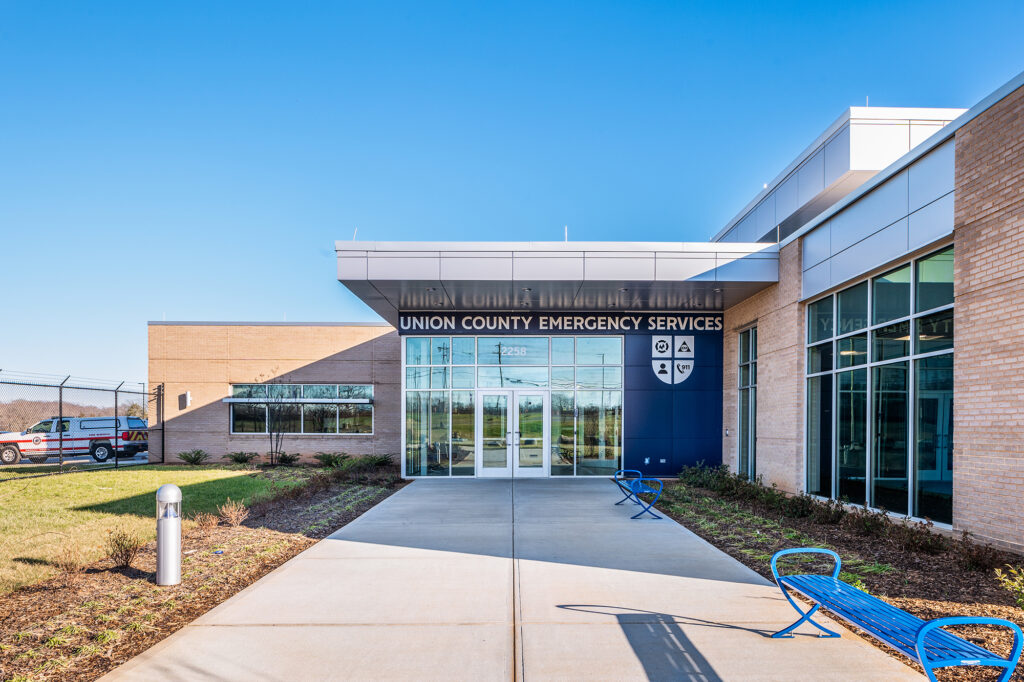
0,416 -> 148,464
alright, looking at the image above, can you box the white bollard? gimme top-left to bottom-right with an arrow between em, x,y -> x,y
156,484 -> 182,586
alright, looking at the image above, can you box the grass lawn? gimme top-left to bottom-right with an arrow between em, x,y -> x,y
0,465 -> 313,594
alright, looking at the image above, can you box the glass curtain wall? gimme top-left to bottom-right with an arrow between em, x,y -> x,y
737,328 -> 757,479
404,335 -> 623,476
804,246 -> 954,523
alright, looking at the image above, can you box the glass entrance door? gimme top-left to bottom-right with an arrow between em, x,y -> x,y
476,391 -> 548,477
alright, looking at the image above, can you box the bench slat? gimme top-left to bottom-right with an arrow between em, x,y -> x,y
782,575 -> 995,661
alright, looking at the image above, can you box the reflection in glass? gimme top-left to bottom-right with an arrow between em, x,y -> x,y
916,309 -> 954,354
269,384 -> 301,400
806,375 -> 832,497
431,337 -> 451,365
550,391 -> 575,476
231,404 -> 266,433
452,337 -> 475,365
405,392 -> 429,475
916,246 -> 954,312
873,320 -> 910,361
339,385 -> 373,399
551,338 -> 574,365
738,389 -> 751,477
838,282 -> 869,334
807,342 -> 833,373
739,329 -> 751,363
836,369 -> 866,504
478,337 -> 549,365
428,391 -> 450,475
872,363 -> 908,513
232,384 -> 267,398
517,394 -> 544,469
837,334 -> 867,368
303,385 -> 337,399
339,404 -> 372,433
451,391 -> 475,476
575,366 -> 622,389
550,367 -> 574,390
576,391 -> 622,475
406,338 -> 429,365
452,366 -> 474,389
430,367 -> 449,389
808,297 -> 833,343
268,403 -> 301,433
915,355 -> 953,523
477,366 -> 548,388
406,367 -> 429,389
576,337 -> 622,365
481,394 -> 509,469
873,265 -> 911,324
303,404 -> 337,433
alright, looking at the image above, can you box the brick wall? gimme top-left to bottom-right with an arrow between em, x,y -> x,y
953,82 -> 1024,552
722,242 -> 805,492
148,324 -> 400,464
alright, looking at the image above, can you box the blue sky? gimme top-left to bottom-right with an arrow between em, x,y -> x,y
2,1 -> 1023,383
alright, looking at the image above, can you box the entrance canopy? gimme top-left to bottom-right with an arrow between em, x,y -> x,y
336,241 -> 777,323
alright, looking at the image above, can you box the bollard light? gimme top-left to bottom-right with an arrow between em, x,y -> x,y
156,484 -> 182,586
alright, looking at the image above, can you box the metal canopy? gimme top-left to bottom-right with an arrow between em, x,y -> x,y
336,241 -> 778,325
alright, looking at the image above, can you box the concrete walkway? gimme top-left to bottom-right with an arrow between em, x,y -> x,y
105,479 -> 919,681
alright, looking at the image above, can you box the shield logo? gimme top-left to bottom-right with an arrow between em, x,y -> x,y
652,335 -> 696,385
652,359 -> 672,384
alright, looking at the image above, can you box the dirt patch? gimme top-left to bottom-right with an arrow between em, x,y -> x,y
0,479 -> 405,681
658,482 -> 1024,682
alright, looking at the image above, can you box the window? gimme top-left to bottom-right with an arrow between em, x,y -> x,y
81,419 -> 117,430
737,327 -> 757,479
228,384 -> 373,435
805,245 -> 954,524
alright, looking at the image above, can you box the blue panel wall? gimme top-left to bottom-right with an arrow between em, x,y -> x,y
623,332 -> 723,476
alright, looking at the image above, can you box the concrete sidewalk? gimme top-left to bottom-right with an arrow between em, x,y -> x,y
104,479 -> 919,681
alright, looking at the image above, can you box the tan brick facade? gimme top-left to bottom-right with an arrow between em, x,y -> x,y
722,242 -> 805,493
953,82 -> 1024,552
148,324 -> 400,464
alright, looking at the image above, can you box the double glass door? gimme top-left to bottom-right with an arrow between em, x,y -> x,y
477,391 -> 548,477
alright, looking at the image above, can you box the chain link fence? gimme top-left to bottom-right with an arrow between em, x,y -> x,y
0,370 -> 163,480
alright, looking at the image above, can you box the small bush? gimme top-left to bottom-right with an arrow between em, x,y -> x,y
105,527 -> 144,569
190,511 -> 219,531
954,531 -> 1004,570
840,505 -> 889,537
314,452 -> 349,468
276,452 -> 300,466
217,498 -> 249,527
364,454 -> 392,468
888,517 -> 946,554
224,451 -> 259,464
177,449 -> 210,465
811,497 -> 847,525
995,564 -> 1024,607
55,544 -> 86,584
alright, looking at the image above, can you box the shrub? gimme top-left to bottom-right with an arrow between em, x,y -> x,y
224,451 -> 259,464
364,454 -> 393,468
177,449 -> 210,465
105,527 -> 144,569
314,452 -> 349,468
55,544 -> 86,584
190,511 -> 219,531
810,497 -> 848,525
954,531 -> 1004,570
888,517 -> 946,554
276,452 -> 300,466
995,565 -> 1024,607
217,498 -> 249,527
840,505 -> 889,537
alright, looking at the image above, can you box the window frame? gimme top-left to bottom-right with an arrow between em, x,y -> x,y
737,326 -> 757,480
803,244 -> 954,527
226,384 -> 374,436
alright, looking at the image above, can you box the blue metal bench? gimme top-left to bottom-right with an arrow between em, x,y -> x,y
771,548 -> 1023,682
612,469 -> 663,519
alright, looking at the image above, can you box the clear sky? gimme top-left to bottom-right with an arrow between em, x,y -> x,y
2,1 -> 1023,384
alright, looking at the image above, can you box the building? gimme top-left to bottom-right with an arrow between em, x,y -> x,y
150,69 -> 1024,553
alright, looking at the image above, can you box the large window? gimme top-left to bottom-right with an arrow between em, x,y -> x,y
737,327 -> 757,479
227,384 -> 373,435
805,246 -> 953,523
403,336 -> 623,477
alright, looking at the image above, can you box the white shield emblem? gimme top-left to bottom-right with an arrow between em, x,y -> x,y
652,359 -> 672,384
652,335 -> 696,384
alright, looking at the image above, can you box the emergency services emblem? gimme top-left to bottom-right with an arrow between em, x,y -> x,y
652,335 -> 695,385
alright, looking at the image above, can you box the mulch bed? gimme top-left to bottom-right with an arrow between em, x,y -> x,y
0,479 -> 406,682
657,482 -> 1024,681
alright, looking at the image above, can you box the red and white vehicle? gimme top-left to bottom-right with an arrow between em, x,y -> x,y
0,416 -> 149,465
